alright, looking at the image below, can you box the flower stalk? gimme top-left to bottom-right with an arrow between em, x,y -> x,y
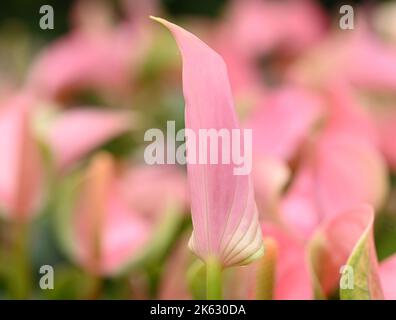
206,256 -> 223,300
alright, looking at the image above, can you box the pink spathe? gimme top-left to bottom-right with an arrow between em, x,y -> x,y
48,108 -> 130,171
152,17 -> 263,267
0,93 -> 43,220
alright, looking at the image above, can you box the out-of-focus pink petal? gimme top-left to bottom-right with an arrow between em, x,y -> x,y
0,94 -> 43,220
74,153 -> 150,275
262,224 -> 312,299
252,156 -> 290,219
377,111 -> 396,171
48,108 -> 130,171
27,0 -> 155,101
280,163 -> 320,239
100,191 -> 151,274
212,40 -> 262,98
344,23 -> 396,91
379,255 -> 396,300
324,81 -> 379,147
281,134 -> 388,239
119,165 -> 188,221
314,134 -> 388,219
28,31 -> 131,99
152,17 -> 263,267
289,20 -> 396,91
246,87 -> 323,161
27,0 -> 154,102
309,205 -> 382,298
223,0 -> 327,59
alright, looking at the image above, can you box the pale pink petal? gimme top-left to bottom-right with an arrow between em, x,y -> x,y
344,23 -> 396,91
101,191 -> 150,274
48,108 -> 129,171
262,224 -> 312,300
74,153 -> 150,275
287,20 -> 396,91
223,0 -> 327,59
212,39 -> 262,98
324,81 -> 379,147
0,94 -> 43,219
309,205 -> 382,297
152,17 -> 263,267
281,134 -> 388,238
377,111 -> 396,171
252,155 -> 290,218
314,134 -> 388,219
119,165 -> 188,221
280,163 -> 320,239
246,87 -> 323,161
27,30 -> 133,99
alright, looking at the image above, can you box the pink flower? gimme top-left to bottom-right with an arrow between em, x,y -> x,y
310,205 -> 386,299
246,86 -> 323,162
67,154 -> 188,275
72,153 -> 151,275
377,111 -> 396,171
119,165 -> 188,220
288,18 -> 396,91
27,0 -> 154,100
47,108 -> 130,171
244,86 -> 323,219
0,93 -> 130,220
152,17 -> 263,267
281,133 -> 387,239
261,224 -> 312,299
0,93 -> 43,220
221,0 -> 327,59
240,205 -> 395,299
244,84 -> 387,238
211,0 -> 327,97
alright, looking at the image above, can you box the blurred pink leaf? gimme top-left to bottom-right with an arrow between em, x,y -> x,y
246,86 -> 323,161
0,94 -> 43,220
262,224 -> 312,299
27,0 -> 153,101
324,81 -> 379,147
377,111 -> 396,171
343,22 -> 396,91
309,205 -> 383,299
73,153 -> 150,275
252,156 -> 290,219
313,134 -> 387,219
281,134 -> 388,239
280,162 -> 320,239
48,108 -> 130,171
223,0 -> 327,58
288,19 -> 396,91
28,32 -> 130,99
119,165 -> 188,220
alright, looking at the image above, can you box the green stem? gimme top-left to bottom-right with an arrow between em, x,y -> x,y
206,256 -> 222,300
